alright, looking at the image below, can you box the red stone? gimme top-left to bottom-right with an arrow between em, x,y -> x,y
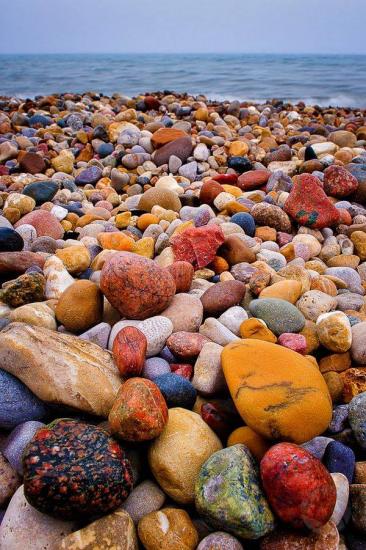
170,225 -> 225,269
100,252 -> 176,320
166,261 -> 194,293
166,332 -> 210,360
284,174 -> 341,229
212,174 -> 238,184
0,251 -> 46,273
112,326 -> 147,377
108,378 -> 168,442
153,136 -> 193,166
237,170 -> 270,190
201,401 -> 239,440
200,280 -> 246,315
199,180 -> 225,204
15,210 -> 64,239
18,151 -> 46,174
170,363 -> 193,379
260,443 -> 337,529
277,333 -> 307,354
323,165 -> 358,198
144,95 -> 161,111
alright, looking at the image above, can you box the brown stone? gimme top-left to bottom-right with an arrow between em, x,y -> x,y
100,252 -> 176,320
199,180 -> 224,204
55,280 -> 103,333
220,234 -> 256,265
200,280 -> 245,315
319,352 -> 351,373
260,521 -> 339,550
151,128 -> 187,148
355,462 -> 366,484
341,367 -> 366,402
18,151 -> 46,174
153,136 -> 193,166
138,508 -> 198,550
0,251 -> 46,274
166,331 -> 210,359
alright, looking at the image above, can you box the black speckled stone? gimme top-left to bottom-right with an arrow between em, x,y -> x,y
23,419 -> 133,519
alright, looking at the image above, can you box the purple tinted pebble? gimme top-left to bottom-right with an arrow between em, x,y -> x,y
302,436 -> 333,460
323,440 -> 355,483
329,405 -> 349,434
142,357 -> 171,380
2,421 -> 45,475
277,333 -> 307,354
159,346 -> 177,363
79,322 -> 111,349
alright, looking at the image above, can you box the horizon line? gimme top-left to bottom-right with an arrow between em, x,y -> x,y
0,51 -> 365,56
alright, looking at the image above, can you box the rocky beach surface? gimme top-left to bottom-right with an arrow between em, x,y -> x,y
0,91 -> 365,548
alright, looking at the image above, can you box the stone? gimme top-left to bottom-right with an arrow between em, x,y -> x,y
351,230 -> 366,261
197,532 -> 244,550
284,174 -> 340,229
148,408 -> 222,504
0,369 -> 47,430
249,298 -> 305,335
152,127 -> 187,147
56,244 -> 91,274
220,234 -> 256,265
9,302 -> 57,330
23,181 -> 58,204
109,378 -> 168,441
79,322 -> 111,348
259,521 -> 339,550
138,316 -> 174,357
330,472 -> 349,525
222,339 -> 332,443
0,322 -> 121,417
55,280 -> 103,332
143,357 -> 171,380
0,272 -> 45,307
171,225 -> 225,269
166,331 -> 209,359
18,151 -> 45,174
260,442 -> 336,529
259,279 -> 302,303
138,508 -> 198,550
75,165 -> 102,185
112,326 -> 147,377
277,333 -> 307,354
139,187 -> 182,212
166,261 -> 194,292
15,210 -> 64,239
227,426 -> 270,461
195,444 -> 274,539
323,440 -> 355,483
5,194 -> 35,216
121,480 -> 165,524
200,280 -> 246,316
237,169 -> 270,190
160,293 -> 203,332
44,255 -> 75,299
2,421 -> 45,475
296,290 -> 337,322
153,373 -> 197,409
23,419 -> 133,519
60,510 -> 138,550
0,227 -> 24,252
0,452 -> 21,506
192,342 -> 225,396
350,484 -> 366,534
153,136 -> 193,166
218,305 -> 248,335
351,321 -> 366,364
348,392 -> 366,449
329,129 -> 357,147
0,486 -> 76,550
100,252 -> 176,320
240,318 -> 277,343
316,311 -> 352,352
251,202 -> 292,232
323,165 -> 358,197
302,436 -> 334,460
199,317 -> 239,346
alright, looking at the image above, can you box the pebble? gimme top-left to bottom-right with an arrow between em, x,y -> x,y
121,480 -> 165,524
2,421 -> 45,475
348,391 -> 366,448
153,372 -> 197,409
249,298 -> 306,335
138,508 -> 198,550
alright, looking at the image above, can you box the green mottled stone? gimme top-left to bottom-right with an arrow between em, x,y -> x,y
0,273 -> 45,307
249,298 -> 305,335
195,444 -> 275,539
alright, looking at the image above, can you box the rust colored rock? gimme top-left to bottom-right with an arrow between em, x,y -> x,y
340,367 -> 366,402
18,151 -> 46,174
166,332 -> 210,360
108,378 -> 168,441
151,128 -> 188,148
260,521 -> 339,550
220,234 -> 256,265
166,261 -> 194,293
237,170 -> 270,190
153,136 -> 193,166
201,280 -> 246,315
199,180 -> 225,204
171,225 -> 225,269
15,210 -> 64,239
100,252 -> 176,320
0,251 -> 46,273
112,326 -> 147,377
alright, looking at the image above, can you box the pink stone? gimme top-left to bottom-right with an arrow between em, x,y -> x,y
277,333 -> 307,354
15,211 -> 64,239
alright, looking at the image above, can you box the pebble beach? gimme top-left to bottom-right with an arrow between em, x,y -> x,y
0,91 -> 365,549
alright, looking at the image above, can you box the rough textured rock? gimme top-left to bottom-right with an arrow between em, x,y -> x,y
0,322 -> 121,417
171,225 -> 225,269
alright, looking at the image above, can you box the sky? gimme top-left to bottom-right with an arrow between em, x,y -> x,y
0,0 -> 365,55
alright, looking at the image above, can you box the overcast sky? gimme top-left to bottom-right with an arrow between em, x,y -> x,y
0,0 -> 364,55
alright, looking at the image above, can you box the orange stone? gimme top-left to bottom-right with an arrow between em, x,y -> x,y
240,318 -> 277,343
98,232 -> 135,251
151,128 -> 187,148
227,426 -> 270,461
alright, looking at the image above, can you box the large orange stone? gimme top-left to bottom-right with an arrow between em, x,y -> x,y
222,339 -> 332,443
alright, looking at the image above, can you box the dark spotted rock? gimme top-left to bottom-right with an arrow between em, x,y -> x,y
23,419 -> 133,520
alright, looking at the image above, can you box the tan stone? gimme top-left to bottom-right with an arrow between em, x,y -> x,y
56,245 -> 91,274
138,508 -> 198,550
259,279 -> 302,303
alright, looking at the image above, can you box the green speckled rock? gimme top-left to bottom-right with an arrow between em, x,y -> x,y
249,298 -> 305,335
195,444 -> 275,540
0,272 -> 45,307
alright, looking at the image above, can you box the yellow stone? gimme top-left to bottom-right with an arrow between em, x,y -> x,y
222,184 -> 243,197
170,220 -> 194,237
56,245 -> 91,274
227,426 -> 270,461
240,318 -> 277,343
299,320 -> 320,354
115,212 -> 132,229
259,279 -> 302,303
51,150 -> 74,174
222,339 -> 332,443
351,231 -> 366,261
60,220 -> 72,232
229,141 -> 249,156
195,108 -> 209,121
132,237 -> 155,258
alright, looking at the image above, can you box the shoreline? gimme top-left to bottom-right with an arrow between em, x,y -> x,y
0,91 -> 366,548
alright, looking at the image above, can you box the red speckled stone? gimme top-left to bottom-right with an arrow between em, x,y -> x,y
171,225 -> 225,269
260,443 -> 336,529
284,174 -> 340,229
15,210 -> 64,239
166,261 -> 194,293
238,170 -> 270,190
112,326 -> 147,377
108,378 -> 168,441
199,180 -> 225,204
170,363 -> 193,379
277,333 -> 307,354
23,419 -> 133,520
201,280 -> 246,315
323,165 -> 359,198
166,331 -> 210,359
100,252 -> 176,320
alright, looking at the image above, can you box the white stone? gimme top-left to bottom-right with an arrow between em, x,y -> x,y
43,255 -> 75,300
218,306 -> 248,336
192,342 -> 225,396
199,317 -> 239,346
